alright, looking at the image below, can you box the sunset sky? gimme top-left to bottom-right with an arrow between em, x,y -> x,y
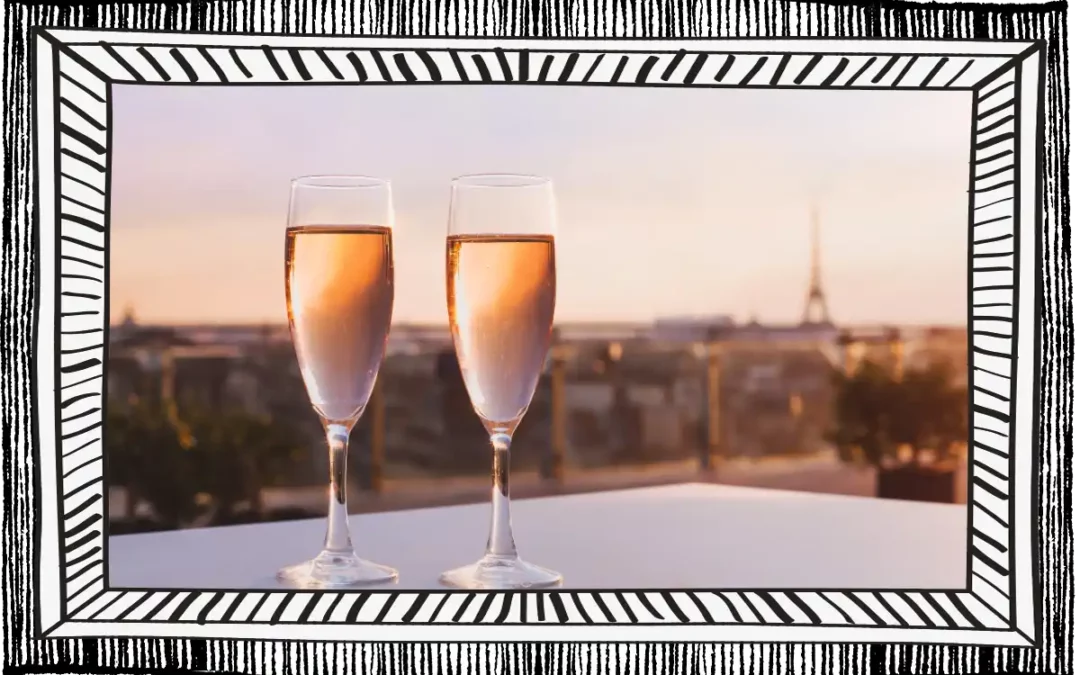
110,85 -> 972,326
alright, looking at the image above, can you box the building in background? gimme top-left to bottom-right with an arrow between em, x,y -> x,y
908,326 -> 969,385
108,209 -> 968,478
649,316 -> 737,343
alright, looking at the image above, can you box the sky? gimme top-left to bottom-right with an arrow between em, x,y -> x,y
109,84 -> 972,326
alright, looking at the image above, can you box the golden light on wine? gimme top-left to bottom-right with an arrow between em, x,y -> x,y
446,234 -> 556,431
286,225 -> 394,424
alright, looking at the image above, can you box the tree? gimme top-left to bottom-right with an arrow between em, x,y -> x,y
830,358 -> 967,467
107,400 -> 309,529
887,359 -> 968,461
827,360 -> 896,466
104,401 -> 203,528
184,405 -> 308,523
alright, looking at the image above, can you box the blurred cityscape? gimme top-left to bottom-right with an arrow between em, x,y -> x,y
106,217 -> 970,533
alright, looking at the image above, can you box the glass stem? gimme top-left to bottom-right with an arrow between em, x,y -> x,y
485,432 -> 518,559
323,423 -> 354,554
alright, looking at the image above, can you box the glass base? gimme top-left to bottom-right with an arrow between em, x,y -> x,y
277,550 -> 398,589
439,555 -> 562,590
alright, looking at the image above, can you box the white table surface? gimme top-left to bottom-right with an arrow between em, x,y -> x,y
109,483 -> 968,590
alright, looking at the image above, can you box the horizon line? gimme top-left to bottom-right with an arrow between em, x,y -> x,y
110,319 -> 968,330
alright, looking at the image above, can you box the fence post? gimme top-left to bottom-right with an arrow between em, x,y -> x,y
368,377 -> 385,493
546,342 -> 567,483
703,343 -> 724,472
159,349 -> 176,404
887,327 -> 905,380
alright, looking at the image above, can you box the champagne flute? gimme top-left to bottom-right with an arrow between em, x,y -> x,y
278,175 -> 398,588
439,174 -> 562,589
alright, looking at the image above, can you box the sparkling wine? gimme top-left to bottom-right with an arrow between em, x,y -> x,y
286,225 -> 394,423
446,234 -> 556,429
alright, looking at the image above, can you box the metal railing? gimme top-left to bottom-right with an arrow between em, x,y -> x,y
111,329 -> 932,494
353,334 -> 911,489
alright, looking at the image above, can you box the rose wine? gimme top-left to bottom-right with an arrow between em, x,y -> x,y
286,225 -> 394,423
446,234 -> 556,429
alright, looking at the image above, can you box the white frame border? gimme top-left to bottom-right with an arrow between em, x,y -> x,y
33,30 -> 1042,645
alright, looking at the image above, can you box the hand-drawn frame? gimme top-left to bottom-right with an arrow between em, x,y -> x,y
32,28 -> 1043,647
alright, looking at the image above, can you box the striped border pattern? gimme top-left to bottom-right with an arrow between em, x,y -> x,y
54,46 -> 110,622
967,64 -> 1019,628
69,589 -> 1012,628
59,43 -> 1013,89
40,35 -> 1030,632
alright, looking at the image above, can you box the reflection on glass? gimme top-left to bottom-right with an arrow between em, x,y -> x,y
277,175 -> 398,588
440,174 -> 563,589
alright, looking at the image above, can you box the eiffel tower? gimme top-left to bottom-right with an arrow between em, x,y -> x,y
801,206 -> 832,326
